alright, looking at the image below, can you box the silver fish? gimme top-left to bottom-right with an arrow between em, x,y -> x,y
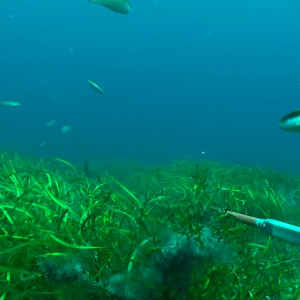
88,80 -> 105,96
279,109 -> 300,133
87,0 -> 131,14
46,120 -> 56,127
0,101 -> 21,107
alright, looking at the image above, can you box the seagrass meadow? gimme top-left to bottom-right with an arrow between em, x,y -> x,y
1,152 -> 300,299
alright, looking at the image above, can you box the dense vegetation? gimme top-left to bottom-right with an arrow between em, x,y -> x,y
0,152 -> 299,299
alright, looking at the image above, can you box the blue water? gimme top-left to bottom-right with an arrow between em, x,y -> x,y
1,0 -> 300,172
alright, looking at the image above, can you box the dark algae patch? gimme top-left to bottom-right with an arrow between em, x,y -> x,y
0,153 -> 299,299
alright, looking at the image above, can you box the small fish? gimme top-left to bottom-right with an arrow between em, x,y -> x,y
46,120 -> 56,127
61,125 -> 71,134
0,101 -> 21,107
279,109 -> 300,133
84,160 -> 91,177
88,80 -> 105,96
87,0 -> 131,14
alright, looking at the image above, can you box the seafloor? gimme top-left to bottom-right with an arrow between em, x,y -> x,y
0,152 -> 299,299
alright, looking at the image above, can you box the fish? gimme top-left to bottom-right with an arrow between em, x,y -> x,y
46,120 -> 56,127
88,80 -> 105,96
87,0 -> 131,14
279,109 -> 300,133
84,160 -> 91,177
0,101 -> 21,107
61,125 -> 71,134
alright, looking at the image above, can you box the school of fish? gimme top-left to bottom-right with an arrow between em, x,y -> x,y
2,0 -> 299,138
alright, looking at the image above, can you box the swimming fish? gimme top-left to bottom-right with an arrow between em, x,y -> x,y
88,80 -> 105,96
61,125 -> 71,134
0,101 -> 21,107
46,120 -> 56,127
279,109 -> 300,133
87,0 -> 131,14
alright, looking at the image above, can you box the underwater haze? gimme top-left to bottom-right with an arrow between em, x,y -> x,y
1,0 -> 300,172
